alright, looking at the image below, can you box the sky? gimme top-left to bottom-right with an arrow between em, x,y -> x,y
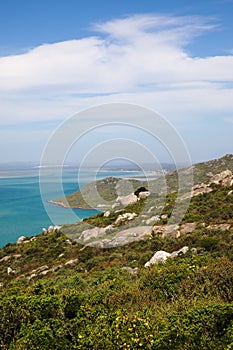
0,0 -> 233,165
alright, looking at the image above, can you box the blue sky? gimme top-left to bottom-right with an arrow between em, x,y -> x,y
0,0 -> 233,164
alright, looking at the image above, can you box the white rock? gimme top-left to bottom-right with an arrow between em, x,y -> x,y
23,240 -> 30,244
104,211 -> 111,217
138,191 -> 150,199
42,228 -> 47,234
170,246 -> 189,258
161,214 -> 168,220
115,212 -> 137,225
145,251 -> 171,267
17,236 -> 25,244
65,239 -> 72,245
0,256 -> 10,263
7,267 -> 15,274
48,226 -> 54,233
65,258 -> 78,265
116,193 -> 138,207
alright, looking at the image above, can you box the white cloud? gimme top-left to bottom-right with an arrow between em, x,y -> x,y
0,14 -> 230,96
0,14 -> 232,162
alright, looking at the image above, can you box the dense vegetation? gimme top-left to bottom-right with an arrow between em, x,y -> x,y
0,225 -> 233,349
0,155 -> 233,349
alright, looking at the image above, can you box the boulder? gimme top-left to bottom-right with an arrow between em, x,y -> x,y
17,236 -> 25,244
116,193 -> 138,207
138,191 -> 150,199
145,251 -> 171,267
145,246 -> 189,267
48,226 -> 54,233
104,210 -> 111,217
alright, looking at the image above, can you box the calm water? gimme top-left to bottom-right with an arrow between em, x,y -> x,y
0,166 -> 143,247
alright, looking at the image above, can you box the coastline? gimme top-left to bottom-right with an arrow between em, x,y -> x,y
48,199 -> 92,210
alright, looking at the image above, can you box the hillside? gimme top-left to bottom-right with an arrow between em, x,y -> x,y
61,154 -> 233,246
0,154 -> 233,349
50,154 -> 233,210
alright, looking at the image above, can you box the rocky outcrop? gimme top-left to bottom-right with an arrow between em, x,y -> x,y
80,225 -> 114,242
152,222 -> 196,238
181,170 -> 233,199
210,170 -> 233,187
88,226 -> 151,248
191,183 -> 213,197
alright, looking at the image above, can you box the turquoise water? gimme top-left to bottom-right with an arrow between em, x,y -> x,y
0,167 -> 143,247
